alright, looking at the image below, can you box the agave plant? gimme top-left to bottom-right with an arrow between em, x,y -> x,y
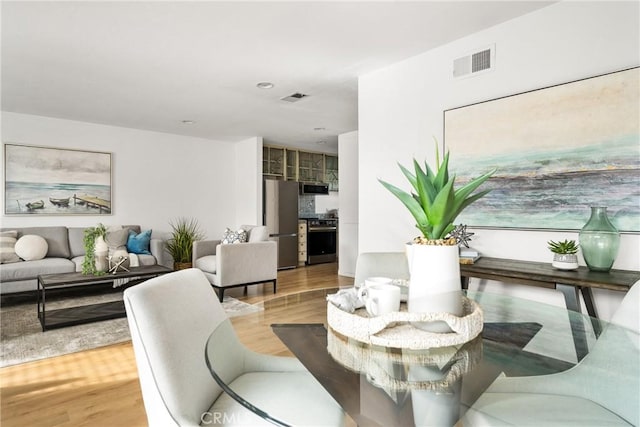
379,144 -> 496,241
547,239 -> 579,255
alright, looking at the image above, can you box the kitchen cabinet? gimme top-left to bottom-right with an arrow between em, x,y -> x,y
263,146 -> 285,178
298,151 -> 324,183
262,145 -> 339,190
286,150 -> 298,181
298,220 -> 308,266
325,155 -> 339,191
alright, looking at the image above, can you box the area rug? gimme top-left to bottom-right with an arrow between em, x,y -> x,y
0,293 -> 262,367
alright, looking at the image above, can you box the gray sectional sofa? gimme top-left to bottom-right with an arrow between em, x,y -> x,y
0,225 -> 165,296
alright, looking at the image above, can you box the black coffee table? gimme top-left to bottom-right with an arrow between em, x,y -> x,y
37,265 -> 172,331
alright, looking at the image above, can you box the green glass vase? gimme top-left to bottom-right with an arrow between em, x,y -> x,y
579,207 -> 620,272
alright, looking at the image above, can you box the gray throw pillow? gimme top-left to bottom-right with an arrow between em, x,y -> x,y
0,230 -> 21,264
106,228 -> 129,256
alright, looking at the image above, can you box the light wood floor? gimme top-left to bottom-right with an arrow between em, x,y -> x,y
0,263 -> 353,427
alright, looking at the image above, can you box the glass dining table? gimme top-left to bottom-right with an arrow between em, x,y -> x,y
205,289 -> 639,427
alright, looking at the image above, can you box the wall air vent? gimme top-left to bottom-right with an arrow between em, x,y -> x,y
280,92 -> 308,102
453,44 -> 495,79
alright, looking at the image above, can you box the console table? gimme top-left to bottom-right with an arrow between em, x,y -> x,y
460,257 -> 639,359
460,257 -> 639,319
37,265 -> 172,331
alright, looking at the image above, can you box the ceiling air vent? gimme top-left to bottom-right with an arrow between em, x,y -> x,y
453,45 -> 495,79
280,92 -> 308,102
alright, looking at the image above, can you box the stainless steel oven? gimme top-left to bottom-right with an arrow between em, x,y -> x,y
306,218 -> 337,265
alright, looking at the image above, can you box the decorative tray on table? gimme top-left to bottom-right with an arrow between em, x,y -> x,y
326,296 -> 483,350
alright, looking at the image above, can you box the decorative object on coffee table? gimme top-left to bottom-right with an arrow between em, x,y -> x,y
548,239 -> 579,270
109,253 -> 130,274
379,141 -> 495,332
165,217 -> 205,270
579,206 -> 620,272
81,223 -> 108,275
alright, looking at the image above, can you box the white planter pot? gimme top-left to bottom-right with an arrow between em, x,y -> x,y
406,243 -> 463,333
94,236 -> 109,272
552,253 -> 579,270
94,236 -> 108,253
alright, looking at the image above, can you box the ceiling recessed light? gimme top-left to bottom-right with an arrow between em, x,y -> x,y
256,82 -> 274,89
314,127 -> 325,131
181,120 -> 195,125
316,140 -> 327,145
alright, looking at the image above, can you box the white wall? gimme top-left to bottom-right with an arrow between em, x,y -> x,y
234,136 -> 263,226
358,1 -> 640,319
338,130 -> 358,277
315,191 -> 339,214
1,112 -> 251,241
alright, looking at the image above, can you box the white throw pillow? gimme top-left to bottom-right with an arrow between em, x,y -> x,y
243,225 -> 269,242
14,234 -> 49,261
0,230 -> 21,264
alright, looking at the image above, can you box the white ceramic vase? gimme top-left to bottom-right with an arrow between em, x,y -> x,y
406,243 -> 463,333
94,236 -> 109,272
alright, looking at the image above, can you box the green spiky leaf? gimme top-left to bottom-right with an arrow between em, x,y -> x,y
379,139 -> 496,241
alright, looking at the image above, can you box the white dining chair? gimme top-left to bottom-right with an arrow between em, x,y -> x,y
124,268 -> 345,426
353,252 -> 410,288
461,282 -> 640,426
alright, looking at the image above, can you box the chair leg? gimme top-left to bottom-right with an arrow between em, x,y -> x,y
244,286 -> 248,295
273,279 -> 277,294
218,288 -> 224,303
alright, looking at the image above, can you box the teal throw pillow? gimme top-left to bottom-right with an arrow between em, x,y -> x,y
127,229 -> 152,255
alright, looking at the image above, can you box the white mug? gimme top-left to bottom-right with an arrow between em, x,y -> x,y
358,283 -> 401,317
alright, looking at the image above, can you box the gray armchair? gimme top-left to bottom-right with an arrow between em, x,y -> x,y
193,225 -> 277,302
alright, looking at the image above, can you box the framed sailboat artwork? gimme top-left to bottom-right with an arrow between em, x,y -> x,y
4,143 -> 112,215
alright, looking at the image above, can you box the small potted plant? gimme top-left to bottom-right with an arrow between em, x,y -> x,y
165,217 -> 205,270
548,239 -> 579,270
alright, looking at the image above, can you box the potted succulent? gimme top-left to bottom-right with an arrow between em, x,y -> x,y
165,217 -> 205,270
379,143 -> 495,332
548,239 -> 579,270
82,223 -> 108,275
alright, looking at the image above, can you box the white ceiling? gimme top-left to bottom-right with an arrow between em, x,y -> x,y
2,1 -> 554,153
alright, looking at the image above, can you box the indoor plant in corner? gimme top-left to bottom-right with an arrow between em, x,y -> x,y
165,217 -> 205,270
379,143 -> 495,332
548,239 -> 579,270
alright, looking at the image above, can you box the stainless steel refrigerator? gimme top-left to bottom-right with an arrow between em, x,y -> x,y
263,179 -> 299,269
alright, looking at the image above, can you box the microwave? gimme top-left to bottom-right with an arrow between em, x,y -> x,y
299,183 -> 329,195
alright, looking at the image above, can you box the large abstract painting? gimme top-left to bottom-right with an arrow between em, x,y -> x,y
4,144 -> 112,215
444,67 -> 639,232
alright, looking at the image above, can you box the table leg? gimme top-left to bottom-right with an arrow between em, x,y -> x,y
461,276 -> 469,290
580,287 -> 602,337
580,287 -> 598,318
556,283 -> 588,361
38,276 -> 46,332
557,284 -> 581,313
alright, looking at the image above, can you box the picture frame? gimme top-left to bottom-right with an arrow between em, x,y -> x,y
4,144 -> 112,216
444,67 -> 639,232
